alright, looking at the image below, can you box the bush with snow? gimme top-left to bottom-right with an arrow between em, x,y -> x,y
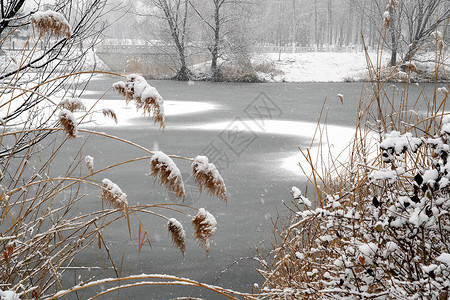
260,117 -> 450,299
259,31 -> 450,298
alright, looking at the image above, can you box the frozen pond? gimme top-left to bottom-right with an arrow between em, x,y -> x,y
50,78 -> 435,298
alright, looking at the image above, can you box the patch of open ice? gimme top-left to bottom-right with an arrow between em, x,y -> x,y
173,120 -> 358,177
78,99 -> 219,127
176,119 -> 354,138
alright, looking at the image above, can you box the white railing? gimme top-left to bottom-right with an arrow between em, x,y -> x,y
252,44 -> 364,53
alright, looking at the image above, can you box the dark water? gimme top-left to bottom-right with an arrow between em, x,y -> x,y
49,78 -> 438,299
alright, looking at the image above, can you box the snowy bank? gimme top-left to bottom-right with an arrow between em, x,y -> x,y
254,52 -> 375,82
192,51 -> 388,83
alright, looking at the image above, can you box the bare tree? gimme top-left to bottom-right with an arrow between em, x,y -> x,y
189,0 -> 251,81
386,0 -> 403,66
354,0 -> 450,66
144,0 -> 192,81
402,0 -> 450,63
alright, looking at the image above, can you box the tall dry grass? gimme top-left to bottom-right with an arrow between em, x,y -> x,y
0,11 -> 253,300
257,7 -> 450,300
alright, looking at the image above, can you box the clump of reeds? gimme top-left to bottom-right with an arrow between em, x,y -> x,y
101,178 -> 128,211
31,10 -> 71,39
150,151 -> 185,199
113,74 -> 165,128
167,218 -> 186,255
192,155 -> 227,203
192,208 -> 217,255
258,15 -> 450,300
59,108 -> 77,138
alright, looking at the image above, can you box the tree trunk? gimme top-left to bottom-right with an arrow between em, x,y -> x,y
327,0 -> 332,47
211,3 -> 221,81
160,0 -> 191,81
291,0 -> 296,53
314,0 -> 318,49
390,34 -> 398,66
369,0 -> 374,49
345,1 -> 352,46
389,4 -> 401,66
355,5 -> 364,46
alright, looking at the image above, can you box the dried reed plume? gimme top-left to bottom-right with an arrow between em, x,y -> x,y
59,109 -> 77,138
31,10 -> 71,39
192,208 -> 217,255
167,218 -> 186,255
192,156 -> 227,203
102,108 -> 118,124
101,178 -> 128,211
58,98 -> 86,112
150,151 -> 185,199
383,11 -> 391,27
112,81 -> 133,101
85,155 -> 94,173
113,74 -> 165,128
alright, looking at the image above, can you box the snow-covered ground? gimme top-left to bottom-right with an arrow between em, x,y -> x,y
192,51 -> 389,83
254,52 -> 376,82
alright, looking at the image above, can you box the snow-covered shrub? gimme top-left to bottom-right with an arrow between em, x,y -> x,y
261,131 -> 450,298
261,129 -> 450,298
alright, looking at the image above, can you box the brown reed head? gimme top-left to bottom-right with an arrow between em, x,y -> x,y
167,218 -> 186,255
192,156 -> 227,203
101,178 -> 128,211
102,108 -> 118,124
150,151 -> 185,199
140,94 -> 164,129
31,10 -> 71,39
59,109 -> 77,138
112,81 -> 134,102
58,98 -> 86,112
192,208 -> 217,255
113,75 -> 165,129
